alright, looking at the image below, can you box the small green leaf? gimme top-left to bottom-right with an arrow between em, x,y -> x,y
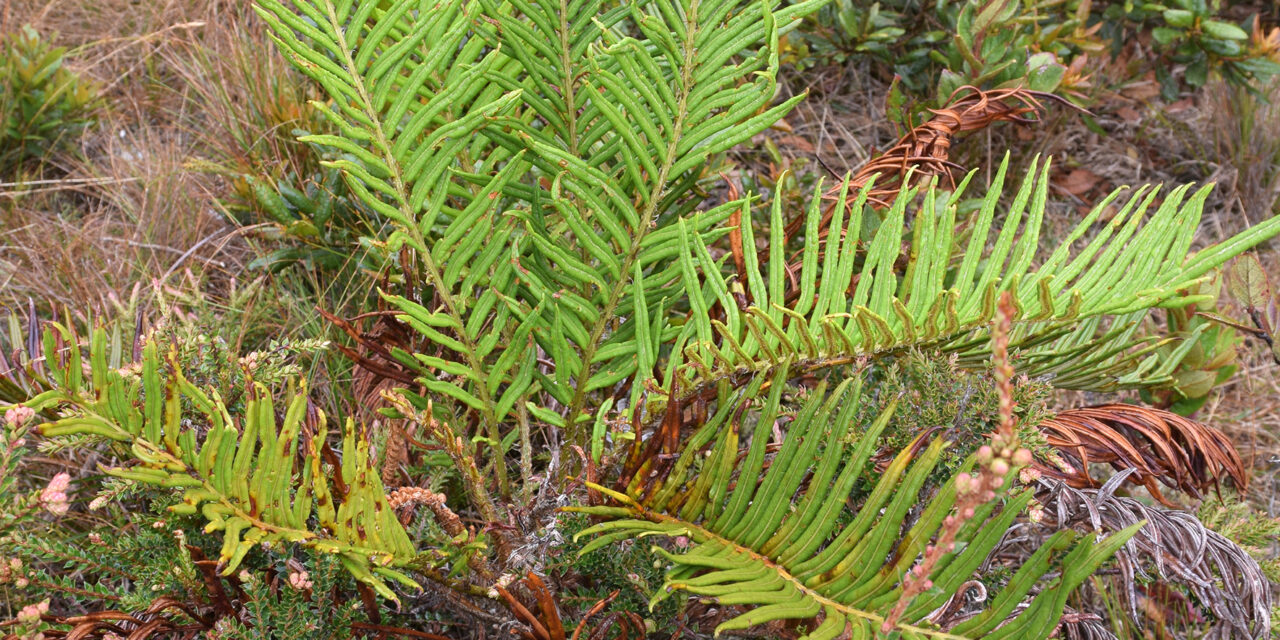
1027,60 -> 1066,93
1202,20 -> 1247,41
1152,27 -> 1182,45
1186,57 -> 1209,86
937,68 -> 965,105
1162,9 -> 1194,28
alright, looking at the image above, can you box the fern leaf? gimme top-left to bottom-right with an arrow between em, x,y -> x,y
572,370 -> 1139,638
474,0 -> 827,428
671,157 -> 1280,400
28,327 -> 418,602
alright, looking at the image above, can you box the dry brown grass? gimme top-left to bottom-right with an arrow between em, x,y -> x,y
0,0 -> 296,313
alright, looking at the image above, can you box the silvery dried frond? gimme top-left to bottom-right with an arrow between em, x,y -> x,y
1009,472 -> 1271,639
1057,609 -> 1119,640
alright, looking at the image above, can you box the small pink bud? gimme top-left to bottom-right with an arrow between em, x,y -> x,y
5,405 -> 34,427
287,570 -> 313,591
16,599 -> 49,624
977,446 -> 993,463
990,460 -> 1010,477
1012,448 -> 1033,467
39,473 -> 71,516
44,473 -> 69,493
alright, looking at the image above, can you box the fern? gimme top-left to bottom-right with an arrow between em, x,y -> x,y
572,370 -> 1141,639
22,325 -> 418,601
662,158 -> 1280,404
7,0 -> 1280,634
254,0 -> 830,462
254,0 -> 1280,458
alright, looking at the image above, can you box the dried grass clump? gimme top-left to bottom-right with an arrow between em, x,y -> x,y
0,0 -> 298,312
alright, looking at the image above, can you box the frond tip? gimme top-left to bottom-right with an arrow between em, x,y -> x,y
570,370 -> 1140,639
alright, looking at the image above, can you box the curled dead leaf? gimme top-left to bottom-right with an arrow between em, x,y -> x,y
1033,403 -> 1248,506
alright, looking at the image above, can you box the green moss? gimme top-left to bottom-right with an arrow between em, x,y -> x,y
1197,490 -> 1280,582
549,512 -> 682,632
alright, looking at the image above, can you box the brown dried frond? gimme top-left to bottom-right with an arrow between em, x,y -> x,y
496,572 -> 566,640
320,308 -> 421,387
1005,475 -> 1272,639
498,575 -> 643,640
1034,403 -> 1248,506
786,86 -> 1080,241
380,421 -> 411,487
349,622 -> 452,639
14,596 -> 213,640
570,591 -> 648,640
319,309 -> 420,485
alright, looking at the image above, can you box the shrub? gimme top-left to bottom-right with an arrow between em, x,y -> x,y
792,0 -> 1280,108
0,26 -> 100,177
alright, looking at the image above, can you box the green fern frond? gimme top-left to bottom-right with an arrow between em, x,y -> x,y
479,0 -> 827,425
668,156 -> 1280,399
254,0 -> 533,481
260,0 -> 831,447
23,326 -> 418,602
571,370 -> 1141,638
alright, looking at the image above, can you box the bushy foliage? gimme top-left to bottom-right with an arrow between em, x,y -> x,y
854,351 -> 1056,479
1197,490 -> 1280,583
791,0 -> 1280,108
0,26 -> 99,176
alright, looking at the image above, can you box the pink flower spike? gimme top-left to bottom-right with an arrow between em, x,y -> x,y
39,473 -> 71,516
5,405 -> 34,428
288,571 -> 313,591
